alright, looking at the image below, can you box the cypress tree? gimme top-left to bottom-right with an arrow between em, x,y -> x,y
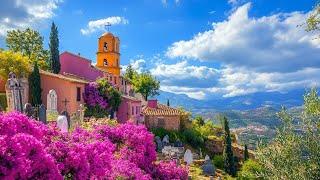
223,117 -> 236,176
49,22 -> 60,74
244,144 -> 249,161
29,62 -> 42,106
167,99 -> 170,106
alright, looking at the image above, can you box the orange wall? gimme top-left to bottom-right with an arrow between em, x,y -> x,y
41,73 -> 86,114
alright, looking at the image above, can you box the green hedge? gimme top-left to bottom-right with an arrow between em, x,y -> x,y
0,93 -> 7,111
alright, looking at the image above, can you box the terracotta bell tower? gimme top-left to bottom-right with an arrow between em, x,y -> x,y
96,32 -> 121,76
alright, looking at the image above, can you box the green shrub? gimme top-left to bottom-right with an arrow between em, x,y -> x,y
0,93 -> 7,111
182,128 -> 204,148
213,155 -> 224,169
151,128 -> 182,142
84,105 -> 109,118
237,159 -> 263,180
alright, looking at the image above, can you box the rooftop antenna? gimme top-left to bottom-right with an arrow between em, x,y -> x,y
105,22 -> 111,32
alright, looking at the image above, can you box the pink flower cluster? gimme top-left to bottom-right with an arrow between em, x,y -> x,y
0,112 -> 188,179
83,82 -> 108,108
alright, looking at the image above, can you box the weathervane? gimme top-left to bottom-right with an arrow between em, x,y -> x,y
105,22 -> 111,32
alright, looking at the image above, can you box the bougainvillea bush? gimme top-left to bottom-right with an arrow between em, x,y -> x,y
83,79 -> 122,118
0,112 -> 188,179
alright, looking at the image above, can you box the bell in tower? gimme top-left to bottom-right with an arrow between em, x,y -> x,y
96,31 -> 121,76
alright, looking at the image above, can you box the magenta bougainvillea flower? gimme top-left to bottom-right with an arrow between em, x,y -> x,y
0,112 -> 188,179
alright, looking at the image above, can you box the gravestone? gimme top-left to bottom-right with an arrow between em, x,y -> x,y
205,155 -> 210,161
183,149 -> 193,165
38,104 -> 47,124
78,104 -> 85,124
61,111 -> 70,129
23,103 -> 33,117
200,148 -> 203,159
174,139 -> 183,147
47,89 -> 58,113
201,156 -> 215,176
57,115 -> 68,133
162,135 -> 170,146
155,136 -> 163,152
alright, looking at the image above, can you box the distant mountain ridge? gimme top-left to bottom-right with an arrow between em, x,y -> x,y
155,89 -> 305,111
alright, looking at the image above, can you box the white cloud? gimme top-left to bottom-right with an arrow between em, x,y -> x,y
0,0 -> 62,37
150,61 -> 320,100
161,0 -> 180,6
228,0 -> 239,5
151,61 -> 219,88
80,16 -> 129,35
166,3 -> 320,73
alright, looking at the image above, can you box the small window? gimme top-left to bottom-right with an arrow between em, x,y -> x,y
132,106 -> 134,115
114,78 -> 117,84
104,59 -> 108,66
76,87 -> 81,101
121,79 -> 124,85
104,42 -> 108,51
110,76 -> 112,81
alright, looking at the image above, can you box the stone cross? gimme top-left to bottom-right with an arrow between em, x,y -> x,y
62,98 -> 69,111
7,72 -> 23,112
38,104 -> 47,124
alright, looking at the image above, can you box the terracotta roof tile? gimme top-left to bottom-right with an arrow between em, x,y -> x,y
142,104 -> 184,116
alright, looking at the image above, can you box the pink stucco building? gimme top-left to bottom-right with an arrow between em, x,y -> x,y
60,51 -> 103,81
59,51 -> 140,123
117,95 -> 142,124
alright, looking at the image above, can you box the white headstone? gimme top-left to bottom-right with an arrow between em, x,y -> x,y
184,149 -> 193,165
163,135 -> 170,144
205,155 -> 210,161
57,115 -> 68,133
47,89 -> 58,112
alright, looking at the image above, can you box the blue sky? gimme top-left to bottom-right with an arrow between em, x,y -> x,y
0,0 -> 319,100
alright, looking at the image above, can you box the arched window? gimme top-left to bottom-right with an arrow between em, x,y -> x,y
104,59 -> 108,66
103,42 -> 108,51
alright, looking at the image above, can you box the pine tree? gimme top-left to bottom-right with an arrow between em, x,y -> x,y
223,117 -> 236,176
29,62 -> 42,106
49,22 -> 60,74
167,99 -> 170,106
244,144 -> 249,161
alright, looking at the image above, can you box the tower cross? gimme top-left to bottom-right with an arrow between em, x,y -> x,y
105,22 -> 111,32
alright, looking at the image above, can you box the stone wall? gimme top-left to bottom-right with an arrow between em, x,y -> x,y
144,115 -> 180,130
205,138 -> 255,160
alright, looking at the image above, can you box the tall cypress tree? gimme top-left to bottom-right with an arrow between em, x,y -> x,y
49,22 -> 60,74
29,62 -> 42,106
167,99 -> 170,106
244,144 -> 249,161
223,117 -> 236,176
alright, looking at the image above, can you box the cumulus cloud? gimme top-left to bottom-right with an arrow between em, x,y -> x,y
80,16 -> 128,35
150,60 -> 320,100
0,0 -> 62,36
166,3 -> 320,73
151,61 -> 219,88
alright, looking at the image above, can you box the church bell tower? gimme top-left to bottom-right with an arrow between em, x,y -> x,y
96,32 -> 121,76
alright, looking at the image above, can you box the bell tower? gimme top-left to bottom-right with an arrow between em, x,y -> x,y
96,32 -> 121,76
